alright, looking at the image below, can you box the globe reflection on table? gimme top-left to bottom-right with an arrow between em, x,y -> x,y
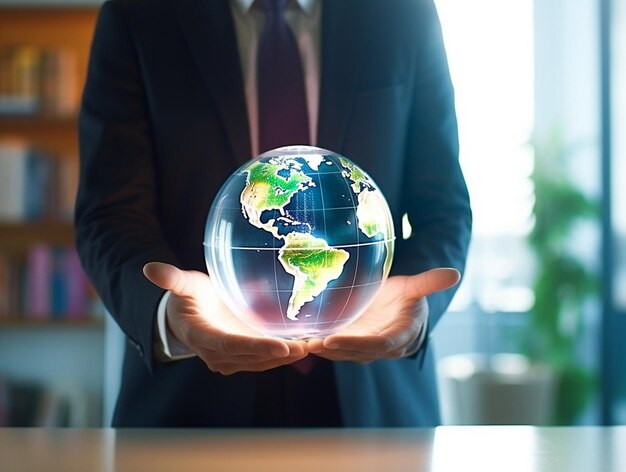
204,146 -> 395,339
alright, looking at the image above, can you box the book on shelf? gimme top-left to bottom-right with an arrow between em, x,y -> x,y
0,140 -> 78,222
0,45 -> 78,117
56,154 -> 79,221
0,245 -> 97,321
0,254 -> 22,318
24,244 -> 52,319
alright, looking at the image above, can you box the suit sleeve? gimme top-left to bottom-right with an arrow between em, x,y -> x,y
394,0 -> 472,331
75,0 -> 178,372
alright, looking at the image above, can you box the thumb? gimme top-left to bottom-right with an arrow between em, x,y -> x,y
143,262 -> 197,298
405,267 -> 461,300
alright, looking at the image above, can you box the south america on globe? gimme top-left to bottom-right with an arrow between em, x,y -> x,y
204,146 -> 395,339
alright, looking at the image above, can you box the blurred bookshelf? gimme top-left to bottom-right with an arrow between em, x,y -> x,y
0,5 -> 104,427
0,5 -> 99,325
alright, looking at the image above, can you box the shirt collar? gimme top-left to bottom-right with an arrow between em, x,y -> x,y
232,0 -> 317,16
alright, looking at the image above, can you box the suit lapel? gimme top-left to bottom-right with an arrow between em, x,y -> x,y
176,0 -> 251,165
176,0 -> 362,161
317,0 -> 363,154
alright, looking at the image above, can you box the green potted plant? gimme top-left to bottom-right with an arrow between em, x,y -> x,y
523,131 -> 599,425
437,132 -> 599,426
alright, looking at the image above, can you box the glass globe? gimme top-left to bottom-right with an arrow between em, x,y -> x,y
204,146 -> 395,339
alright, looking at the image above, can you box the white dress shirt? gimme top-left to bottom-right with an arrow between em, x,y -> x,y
157,0 -> 322,359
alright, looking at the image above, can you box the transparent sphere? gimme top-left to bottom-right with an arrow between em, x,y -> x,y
204,146 -> 395,339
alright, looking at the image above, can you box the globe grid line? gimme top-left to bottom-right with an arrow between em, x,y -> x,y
251,319 -> 346,327
217,205 -> 374,212
337,154 -> 393,328
309,160 -> 330,332
203,239 -> 394,251
237,279 -> 385,293
329,155 -> 363,327
264,165 -> 288,330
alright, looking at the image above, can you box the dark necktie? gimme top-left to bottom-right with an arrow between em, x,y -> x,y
257,0 -> 314,374
257,0 -> 310,153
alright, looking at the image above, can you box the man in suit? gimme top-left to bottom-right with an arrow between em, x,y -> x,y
76,0 -> 472,427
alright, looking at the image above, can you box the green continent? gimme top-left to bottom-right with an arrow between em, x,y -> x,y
356,189 -> 391,238
246,160 -> 312,208
339,156 -> 368,194
339,157 -> 392,240
240,160 -> 313,231
278,233 -> 350,320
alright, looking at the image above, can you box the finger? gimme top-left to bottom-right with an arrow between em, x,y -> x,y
210,353 -> 309,375
323,319 -> 419,354
377,326 -> 420,352
201,349 -> 300,365
380,343 -> 418,359
282,340 -> 309,357
306,338 -> 324,353
377,303 -> 425,347
193,331 -> 292,357
217,339 -> 307,358
312,349 -> 377,364
196,340 -> 308,368
405,267 -> 460,300
143,262 -> 199,298
193,329 -> 310,357
323,334 -> 396,353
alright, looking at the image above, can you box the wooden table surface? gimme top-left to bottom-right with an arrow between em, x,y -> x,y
1,426 -> 625,472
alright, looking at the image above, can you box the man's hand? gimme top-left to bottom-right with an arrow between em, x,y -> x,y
306,268 -> 460,363
143,262 -> 309,375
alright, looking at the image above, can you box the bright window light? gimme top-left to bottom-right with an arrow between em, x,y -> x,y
435,0 -> 535,237
435,0 -> 535,312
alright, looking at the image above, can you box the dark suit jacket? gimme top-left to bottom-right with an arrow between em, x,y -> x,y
76,0 -> 471,427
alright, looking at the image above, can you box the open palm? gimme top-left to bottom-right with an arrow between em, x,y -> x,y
307,268 -> 460,363
144,262 -> 309,374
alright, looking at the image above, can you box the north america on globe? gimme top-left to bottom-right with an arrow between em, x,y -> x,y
204,146 -> 394,338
